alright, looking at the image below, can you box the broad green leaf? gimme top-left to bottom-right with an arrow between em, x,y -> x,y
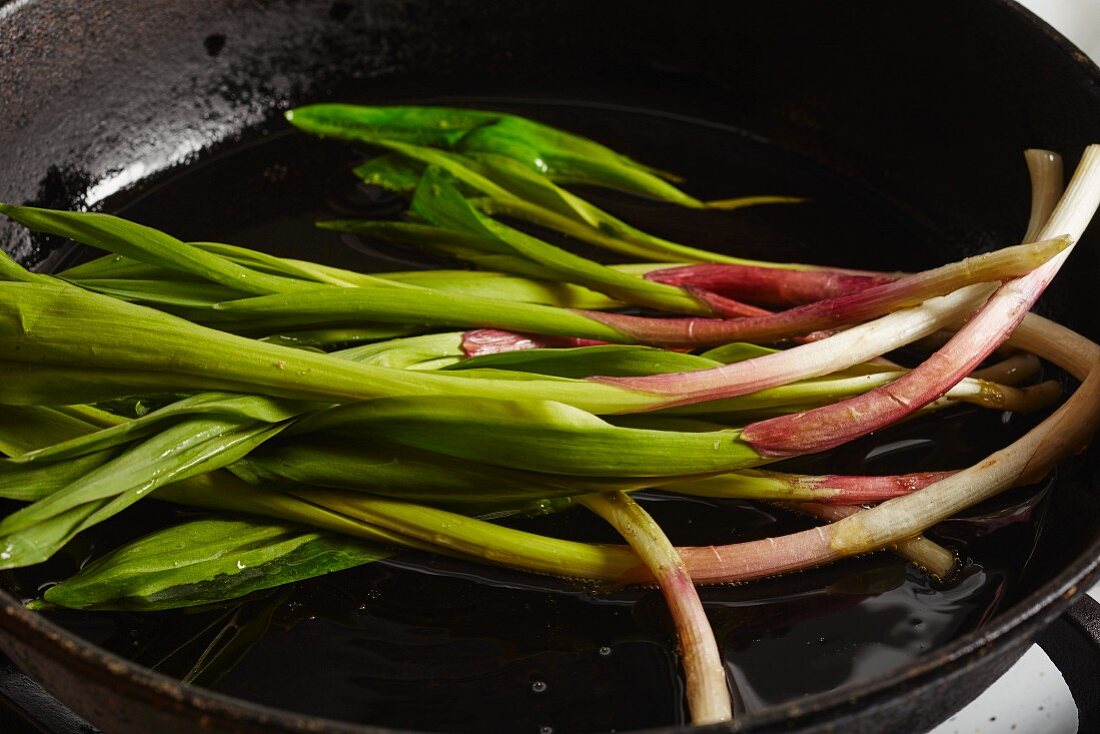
0,406 -> 434,557
0,503 -> 105,569
453,115 -> 697,203
286,105 -> 501,146
0,416 -> 290,560
318,113 -> 804,266
41,517 -> 391,611
0,450 -> 118,501
285,105 -> 695,204
0,249 -> 44,283
0,405 -> 129,503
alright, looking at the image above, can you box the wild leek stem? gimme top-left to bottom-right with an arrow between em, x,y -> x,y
580,492 -> 732,724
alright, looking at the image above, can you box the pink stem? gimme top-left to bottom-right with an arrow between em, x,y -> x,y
580,492 -> 732,724
740,253 -> 1067,458
778,502 -> 957,577
588,283 -> 994,405
673,469 -> 954,504
787,470 -> 955,504
641,527 -> 841,584
646,263 -> 895,305
682,286 -> 773,318
582,238 -> 1065,347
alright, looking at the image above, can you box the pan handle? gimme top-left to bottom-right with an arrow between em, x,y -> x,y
1035,593 -> 1100,734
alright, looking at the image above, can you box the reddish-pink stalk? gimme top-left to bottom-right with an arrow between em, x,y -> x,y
579,491 -> 732,724
589,283 -> 995,404
646,262 -> 895,306
672,469 -> 955,504
781,470 -> 955,504
630,526 -> 841,584
580,238 -> 1066,347
734,147 -> 1096,456
739,243 -> 1090,454
619,148 -> 1100,586
781,502 -> 957,578
627,346 -> 1094,586
681,287 -> 773,318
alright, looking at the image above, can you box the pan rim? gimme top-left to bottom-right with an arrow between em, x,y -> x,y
0,0 -> 1098,731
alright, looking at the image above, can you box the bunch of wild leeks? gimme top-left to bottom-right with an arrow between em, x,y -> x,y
1,104 -> 1099,725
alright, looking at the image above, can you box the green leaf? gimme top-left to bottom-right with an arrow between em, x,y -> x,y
192,242 -> 406,290
198,282 -> 630,340
234,435 -> 590,504
0,280 -> 657,414
0,406 -> 116,456
0,205 -> 308,296
9,393 -> 311,465
0,503 -> 106,569
292,396 -> 762,477
373,269 -> 621,310
0,450 -> 118,502
41,517 -> 391,611
286,105 -> 500,146
298,107 -> 805,266
352,154 -> 424,193
285,104 -> 696,204
338,332 -> 465,370
409,168 -> 710,314
0,250 -> 44,283
71,278 -> 250,309
452,115 -> 697,204
259,325 -> 426,348
0,417 -> 289,568
58,254 -> 178,281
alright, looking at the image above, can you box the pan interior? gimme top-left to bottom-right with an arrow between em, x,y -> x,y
1,2 -> 1099,733
4,96 -> 1081,732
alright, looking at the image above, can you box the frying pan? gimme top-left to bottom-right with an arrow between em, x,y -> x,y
1,1 -> 1099,732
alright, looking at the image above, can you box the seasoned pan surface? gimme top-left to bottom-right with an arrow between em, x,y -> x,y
0,2 -> 1098,732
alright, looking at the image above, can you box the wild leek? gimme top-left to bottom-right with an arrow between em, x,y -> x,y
0,105 -> 1096,728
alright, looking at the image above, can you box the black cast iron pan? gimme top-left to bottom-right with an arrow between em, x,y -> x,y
0,1 -> 1099,732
